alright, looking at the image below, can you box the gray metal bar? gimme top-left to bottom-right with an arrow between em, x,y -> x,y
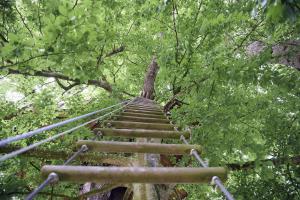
25,172 -> 59,200
25,144 -> 89,199
180,135 -> 235,200
63,145 -> 88,165
212,176 -> 235,200
0,101 -> 128,147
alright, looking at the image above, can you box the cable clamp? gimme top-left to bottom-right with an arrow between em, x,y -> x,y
180,135 -> 185,141
211,176 -> 219,185
48,172 -> 59,184
190,148 -> 196,155
81,144 -> 88,152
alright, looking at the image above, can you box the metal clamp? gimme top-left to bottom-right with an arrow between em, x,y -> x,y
190,148 -> 196,155
48,172 -> 59,184
81,144 -> 88,152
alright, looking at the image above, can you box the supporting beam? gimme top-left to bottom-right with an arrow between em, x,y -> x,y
106,121 -> 174,130
95,128 -> 190,139
76,140 -> 202,155
41,166 -> 227,183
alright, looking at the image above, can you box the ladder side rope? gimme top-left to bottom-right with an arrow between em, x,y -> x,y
180,135 -> 235,200
25,98 -> 138,199
25,144 -> 88,200
166,115 -> 234,200
0,100 -> 129,147
0,99 -> 135,162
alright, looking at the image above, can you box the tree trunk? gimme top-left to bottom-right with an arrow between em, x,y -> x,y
246,40 -> 300,70
141,56 -> 160,100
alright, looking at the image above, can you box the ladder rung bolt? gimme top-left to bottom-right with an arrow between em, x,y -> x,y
190,148 -> 197,155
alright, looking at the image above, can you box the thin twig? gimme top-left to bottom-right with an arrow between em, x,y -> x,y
72,0 -> 79,9
37,1 -> 43,35
0,52 -> 76,70
233,20 -> 263,52
172,1 -> 180,64
14,6 -> 34,38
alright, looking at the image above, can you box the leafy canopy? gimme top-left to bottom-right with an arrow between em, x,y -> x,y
0,0 -> 300,199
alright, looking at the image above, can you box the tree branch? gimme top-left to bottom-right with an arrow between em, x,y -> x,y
0,52 -> 76,70
105,45 -> 125,58
227,155 -> 300,170
29,161 -> 40,171
14,5 -> 34,38
0,33 -> 9,43
172,1 -> 180,64
72,0 -> 79,9
233,20 -> 263,52
55,78 -> 79,91
7,68 -> 112,92
37,1 -> 43,35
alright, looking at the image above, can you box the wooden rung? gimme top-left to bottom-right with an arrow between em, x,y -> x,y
126,106 -> 162,112
106,121 -> 174,130
41,166 -> 227,183
76,140 -> 201,155
121,112 -> 166,119
127,104 -> 159,108
95,128 -> 190,139
115,115 -> 170,123
124,109 -> 163,115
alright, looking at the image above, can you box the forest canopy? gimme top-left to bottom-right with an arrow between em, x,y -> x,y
0,0 -> 300,199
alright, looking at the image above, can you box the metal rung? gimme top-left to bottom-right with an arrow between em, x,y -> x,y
95,128 -> 190,139
106,121 -> 174,130
115,115 -> 170,123
41,166 -> 227,183
76,140 -> 201,155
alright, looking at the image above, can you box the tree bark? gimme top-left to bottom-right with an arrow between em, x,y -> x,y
141,56 -> 160,100
246,40 -> 300,70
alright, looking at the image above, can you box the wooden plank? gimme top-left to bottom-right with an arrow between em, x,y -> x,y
106,121 -> 174,130
95,128 -> 190,139
76,140 -> 201,155
41,166 -> 227,183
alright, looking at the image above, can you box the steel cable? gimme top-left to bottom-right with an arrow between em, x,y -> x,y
25,144 -> 88,200
180,135 -> 235,200
24,98 -> 137,199
0,100 -> 129,147
166,114 -> 234,200
0,99 -> 134,162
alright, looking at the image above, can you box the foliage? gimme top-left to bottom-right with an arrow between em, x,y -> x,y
0,0 -> 299,199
